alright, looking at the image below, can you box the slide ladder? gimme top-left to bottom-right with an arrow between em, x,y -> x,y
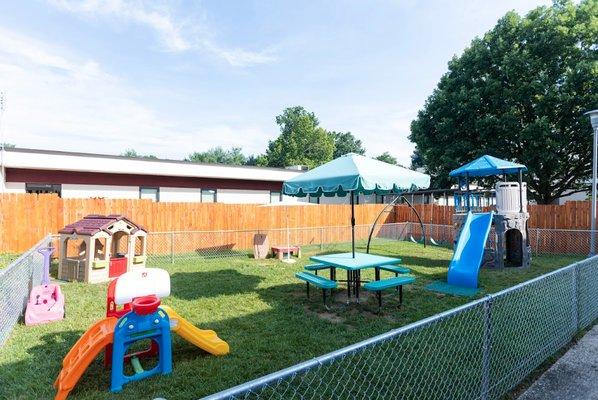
161,306 -> 229,356
447,211 -> 493,289
54,317 -> 117,400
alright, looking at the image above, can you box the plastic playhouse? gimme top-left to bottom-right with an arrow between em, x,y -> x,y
57,215 -> 148,283
53,268 -> 229,400
25,246 -> 65,326
428,155 -> 530,295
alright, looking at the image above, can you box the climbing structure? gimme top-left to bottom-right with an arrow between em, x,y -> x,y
54,268 -> 229,399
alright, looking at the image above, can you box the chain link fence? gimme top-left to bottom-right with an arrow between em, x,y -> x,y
0,234 -> 53,346
146,223 -> 596,265
203,256 -> 598,400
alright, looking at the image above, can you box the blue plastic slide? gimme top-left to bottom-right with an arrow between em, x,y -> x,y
447,211 -> 494,288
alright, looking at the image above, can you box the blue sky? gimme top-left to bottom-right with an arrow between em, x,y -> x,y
0,0 -> 550,165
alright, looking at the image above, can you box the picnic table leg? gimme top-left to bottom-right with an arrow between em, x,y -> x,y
355,270 -> 360,303
346,270 -> 351,303
375,267 -> 380,281
399,285 -> 403,307
306,282 -> 310,299
377,291 -> 382,310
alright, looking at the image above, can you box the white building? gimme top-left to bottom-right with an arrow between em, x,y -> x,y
0,148 -> 305,203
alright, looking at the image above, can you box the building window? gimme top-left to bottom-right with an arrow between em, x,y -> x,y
201,189 -> 217,203
308,195 -> 319,204
270,191 -> 282,203
139,187 -> 159,202
26,183 -> 61,197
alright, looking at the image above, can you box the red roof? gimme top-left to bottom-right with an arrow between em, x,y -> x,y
58,214 -> 146,236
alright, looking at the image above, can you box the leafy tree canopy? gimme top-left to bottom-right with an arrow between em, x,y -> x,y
187,146 -> 247,165
330,131 -> 366,158
121,149 -> 157,159
260,106 -> 335,168
409,0 -> 598,204
375,151 -> 398,165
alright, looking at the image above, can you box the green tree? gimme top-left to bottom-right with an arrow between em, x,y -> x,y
262,106 -> 334,168
121,149 -> 157,159
187,147 -> 247,165
375,152 -> 398,165
1,143 -> 15,149
330,131 -> 366,158
409,0 -> 598,204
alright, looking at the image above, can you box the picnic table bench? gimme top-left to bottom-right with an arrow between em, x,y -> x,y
295,272 -> 337,307
364,275 -> 416,311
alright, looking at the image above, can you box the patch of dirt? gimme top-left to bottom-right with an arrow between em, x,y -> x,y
317,312 -> 344,324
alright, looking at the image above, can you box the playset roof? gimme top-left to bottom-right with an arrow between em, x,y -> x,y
58,215 -> 146,236
449,155 -> 527,178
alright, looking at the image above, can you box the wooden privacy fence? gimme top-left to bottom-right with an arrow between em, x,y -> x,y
0,194 -> 393,253
394,201 -> 595,230
0,193 -> 595,253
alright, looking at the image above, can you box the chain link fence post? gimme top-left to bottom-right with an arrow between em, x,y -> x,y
481,296 -> 493,400
572,262 -> 579,332
170,232 -> 175,264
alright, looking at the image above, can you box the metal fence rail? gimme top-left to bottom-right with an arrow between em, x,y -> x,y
203,257 -> 598,400
0,234 -> 53,346
146,223 -> 595,265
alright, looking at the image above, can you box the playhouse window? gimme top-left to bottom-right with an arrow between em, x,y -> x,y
66,239 -> 86,260
94,238 -> 107,260
135,236 -> 145,256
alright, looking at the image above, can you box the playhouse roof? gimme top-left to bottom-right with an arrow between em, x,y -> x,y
58,215 -> 146,236
449,155 -> 527,178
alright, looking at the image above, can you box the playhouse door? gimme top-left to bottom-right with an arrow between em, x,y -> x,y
109,257 -> 127,278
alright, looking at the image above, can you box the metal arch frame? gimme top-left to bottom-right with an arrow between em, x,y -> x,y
366,194 -> 426,253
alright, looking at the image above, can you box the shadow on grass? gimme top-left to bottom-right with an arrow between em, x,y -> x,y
170,269 -> 264,300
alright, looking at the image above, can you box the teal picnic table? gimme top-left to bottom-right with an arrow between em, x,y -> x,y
310,252 -> 402,303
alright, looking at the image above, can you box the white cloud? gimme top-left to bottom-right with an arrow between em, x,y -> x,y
321,104 -> 418,167
47,0 -> 276,67
0,27 -> 180,154
0,26 -> 273,158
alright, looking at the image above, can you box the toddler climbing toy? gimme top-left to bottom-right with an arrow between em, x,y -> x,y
53,268 -> 229,400
25,246 -> 65,326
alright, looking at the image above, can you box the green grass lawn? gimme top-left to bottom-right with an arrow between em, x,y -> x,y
0,240 -> 583,400
0,252 -> 20,269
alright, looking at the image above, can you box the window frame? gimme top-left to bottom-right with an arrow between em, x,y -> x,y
269,191 -> 282,203
201,188 -> 217,203
25,183 -> 62,197
139,186 -> 160,202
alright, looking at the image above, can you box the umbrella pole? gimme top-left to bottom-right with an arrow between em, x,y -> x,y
351,191 -> 356,258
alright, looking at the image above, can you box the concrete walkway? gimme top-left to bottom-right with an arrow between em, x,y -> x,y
518,324 -> 598,400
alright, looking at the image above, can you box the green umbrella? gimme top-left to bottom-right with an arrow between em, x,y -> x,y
282,153 -> 430,257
